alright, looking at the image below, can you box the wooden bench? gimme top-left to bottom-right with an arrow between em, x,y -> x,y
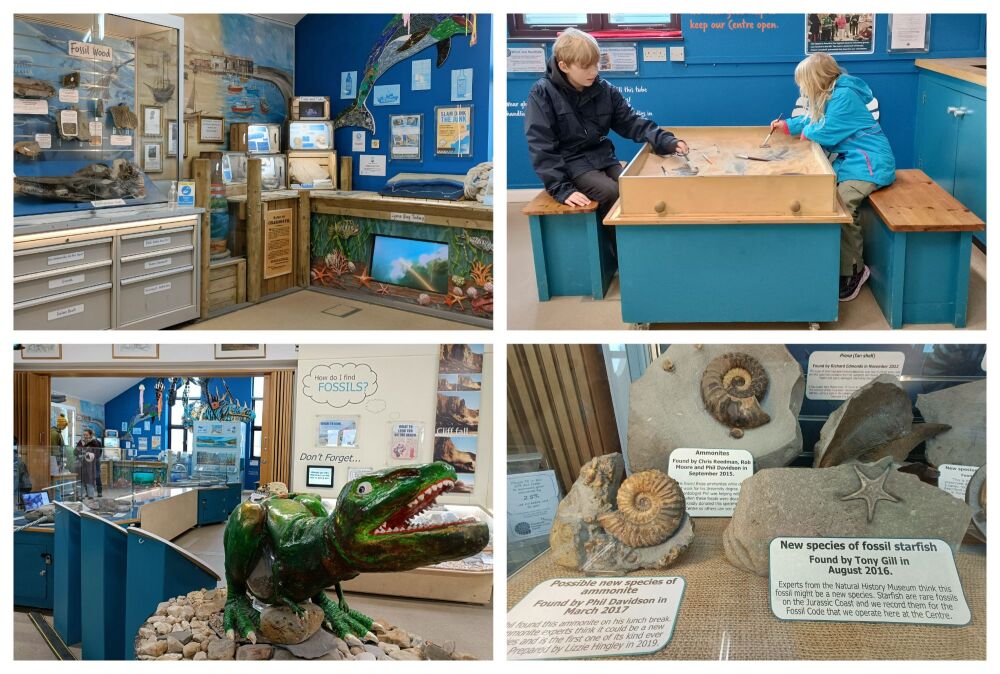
862,169 -> 984,327
523,191 -> 615,300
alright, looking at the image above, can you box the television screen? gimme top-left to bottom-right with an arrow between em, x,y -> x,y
369,235 -> 449,294
103,436 -> 120,449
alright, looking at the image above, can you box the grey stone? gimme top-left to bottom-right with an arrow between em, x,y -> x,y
723,457 -> 974,576
628,345 -> 804,473
207,638 -> 236,660
349,646 -> 364,655
318,649 -> 346,660
388,649 -> 422,661
182,641 -> 201,659
258,603 -> 324,645
344,633 -> 363,648
236,644 -> 274,660
192,651 -> 207,660
549,453 -> 695,572
355,652 -> 377,661
271,647 -> 295,660
156,653 -> 183,660
136,638 -> 167,658
165,636 -> 184,654
424,641 -> 454,660
333,637 -> 350,654
283,628 -> 339,659
379,627 -> 411,647
917,380 -> 986,467
382,643 -> 400,653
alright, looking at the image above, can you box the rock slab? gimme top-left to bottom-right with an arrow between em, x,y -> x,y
917,379 -> 986,467
549,453 -> 694,573
259,602 -> 325,644
628,344 -> 804,473
723,457 -> 974,576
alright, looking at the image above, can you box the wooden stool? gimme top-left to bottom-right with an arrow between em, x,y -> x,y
523,191 -> 615,300
862,169 -> 984,327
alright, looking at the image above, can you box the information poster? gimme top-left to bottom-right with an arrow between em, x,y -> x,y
937,464 -> 978,500
889,14 -> 929,52
435,106 -> 472,157
434,345 -> 484,493
352,130 -> 365,152
508,577 -> 685,659
389,114 -> 422,160
805,13 -> 875,54
411,59 -> 431,90
192,420 -> 241,474
358,154 -> 386,176
507,47 -> 546,73
769,537 -> 970,625
373,84 -> 400,106
263,208 -> 293,279
451,68 -> 473,101
668,448 -> 753,517
507,470 -> 560,541
340,71 -> 356,99
806,351 -> 905,400
317,417 -> 359,448
598,45 -> 638,72
389,422 -> 422,460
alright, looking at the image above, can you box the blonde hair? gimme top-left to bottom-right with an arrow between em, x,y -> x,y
795,53 -> 843,123
553,27 -> 600,68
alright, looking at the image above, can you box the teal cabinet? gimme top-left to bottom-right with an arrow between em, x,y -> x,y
197,487 -> 228,525
14,530 -> 54,609
915,71 -> 987,242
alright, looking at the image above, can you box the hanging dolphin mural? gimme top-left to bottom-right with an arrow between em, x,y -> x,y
333,14 -> 475,133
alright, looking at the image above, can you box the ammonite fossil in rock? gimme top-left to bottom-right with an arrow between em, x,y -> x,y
597,470 -> 686,548
700,352 -> 771,432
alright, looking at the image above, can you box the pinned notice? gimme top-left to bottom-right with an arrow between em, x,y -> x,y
806,351 -> 905,400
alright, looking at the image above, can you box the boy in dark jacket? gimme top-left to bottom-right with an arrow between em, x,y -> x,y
525,28 -> 688,218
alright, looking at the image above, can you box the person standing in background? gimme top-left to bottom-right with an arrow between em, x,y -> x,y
75,428 -> 102,498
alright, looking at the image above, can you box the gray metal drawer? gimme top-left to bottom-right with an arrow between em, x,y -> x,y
14,284 -> 113,330
118,266 -> 195,326
14,261 -> 113,304
119,246 -> 195,280
119,225 -> 195,257
14,238 -> 113,278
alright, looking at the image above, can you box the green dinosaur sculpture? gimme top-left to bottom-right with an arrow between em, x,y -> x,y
222,462 -> 488,642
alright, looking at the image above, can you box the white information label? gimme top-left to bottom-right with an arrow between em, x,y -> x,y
598,46 -> 638,72
91,198 -> 126,208
806,351 -> 906,400
88,121 -> 103,138
507,577 -> 684,659
48,251 -> 85,266
389,211 -> 426,223
110,134 -> 132,147
668,448 -> 753,516
143,236 -> 171,248
144,257 -> 173,270
937,464 -> 978,500
58,88 -> 79,104
352,130 -> 365,152
68,40 -> 113,62
48,274 -> 85,289
144,281 -> 171,295
507,470 -> 560,542
507,47 -> 547,72
35,133 -> 52,149
358,154 -> 386,176
48,304 -> 84,321
14,99 -> 49,115
769,537 -> 970,626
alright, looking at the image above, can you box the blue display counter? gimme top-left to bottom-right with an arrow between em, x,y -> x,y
80,513 -> 129,660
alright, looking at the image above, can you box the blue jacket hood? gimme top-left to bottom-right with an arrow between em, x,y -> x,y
834,74 -> 873,104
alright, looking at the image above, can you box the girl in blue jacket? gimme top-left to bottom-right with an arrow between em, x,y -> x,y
772,53 -> 896,301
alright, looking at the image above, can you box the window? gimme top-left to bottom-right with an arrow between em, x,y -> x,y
168,378 -> 201,453
251,377 -> 264,458
509,13 -> 681,38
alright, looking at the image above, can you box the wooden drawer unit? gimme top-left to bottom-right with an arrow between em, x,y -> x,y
118,225 -> 195,257
119,246 -> 195,280
14,261 -> 113,304
14,237 -> 112,277
14,284 -> 113,330
117,266 -> 197,328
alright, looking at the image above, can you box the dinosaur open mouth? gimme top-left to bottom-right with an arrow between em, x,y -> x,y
372,478 -> 478,535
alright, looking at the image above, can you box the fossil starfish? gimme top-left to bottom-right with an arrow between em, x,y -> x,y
840,463 -> 901,523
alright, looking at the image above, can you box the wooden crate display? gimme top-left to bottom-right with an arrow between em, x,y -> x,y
206,258 -> 247,312
288,150 -> 338,189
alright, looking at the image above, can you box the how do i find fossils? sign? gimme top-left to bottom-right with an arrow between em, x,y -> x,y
769,537 -> 970,626
507,577 -> 684,659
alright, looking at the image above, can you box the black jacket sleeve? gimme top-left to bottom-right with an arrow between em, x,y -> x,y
524,87 -> 578,203
609,85 -> 679,155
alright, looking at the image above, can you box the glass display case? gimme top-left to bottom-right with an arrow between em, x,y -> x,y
13,14 -> 184,220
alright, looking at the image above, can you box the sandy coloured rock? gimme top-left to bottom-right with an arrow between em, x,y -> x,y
258,602 -> 324,645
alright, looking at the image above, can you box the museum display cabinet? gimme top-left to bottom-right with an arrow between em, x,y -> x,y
506,343 -> 986,660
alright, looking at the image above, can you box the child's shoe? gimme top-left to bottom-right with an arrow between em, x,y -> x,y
839,264 -> 870,302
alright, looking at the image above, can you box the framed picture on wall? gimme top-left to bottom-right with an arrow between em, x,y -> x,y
142,104 -> 163,137
167,120 -> 179,157
199,115 -> 225,143
215,344 -> 267,359
20,344 -> 62,360
112,344 -> 160,359
389,114 -> 422,160
306,465 -> 335,488
316,416 -> 360,449
435,105 -> 472,157
143,142 -> 163,173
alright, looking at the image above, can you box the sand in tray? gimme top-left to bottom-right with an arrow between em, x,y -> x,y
635,127 -> 826,177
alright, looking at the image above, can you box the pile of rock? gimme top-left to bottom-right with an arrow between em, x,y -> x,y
134,587 -> 477,661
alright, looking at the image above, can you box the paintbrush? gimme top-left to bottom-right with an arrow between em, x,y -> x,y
760,112 -> 784,148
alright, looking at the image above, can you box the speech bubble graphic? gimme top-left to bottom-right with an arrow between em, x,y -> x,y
303,362 -> 378,408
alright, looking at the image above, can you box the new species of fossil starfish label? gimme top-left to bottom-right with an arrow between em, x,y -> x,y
769,537 -> 971,626
507,577 -> 685,659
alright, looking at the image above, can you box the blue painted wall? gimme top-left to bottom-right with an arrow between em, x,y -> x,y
296,14 -> 493,191
507,13 -> 986,189
105,378 -> 256,486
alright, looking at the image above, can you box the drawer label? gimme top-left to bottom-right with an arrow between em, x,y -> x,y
91,198 -> 126,208
48,274 -> 85,289
144,281 -> 172,295
144,257 -> 173,270
47,251 -> 85,266
390,211 -> 426,223
48,304 -> 84,321
143,236 -> 172,248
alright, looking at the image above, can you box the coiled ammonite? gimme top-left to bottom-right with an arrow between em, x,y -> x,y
597,470 -> 686,548
700,352 -> 771,431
